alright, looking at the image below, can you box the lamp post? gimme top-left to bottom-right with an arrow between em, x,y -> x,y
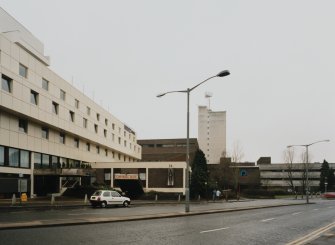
157,70 -> 230,212
325,177 -> 328,193
287,139 -> 330,204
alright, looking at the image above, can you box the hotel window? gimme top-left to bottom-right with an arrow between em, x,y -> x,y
118,137 -> 121,144
59,132 -> 65,144
86,143 -> 90,151
52,102 -> 59,115
105,118 -> 108,126
20,150 -> 30,168
124,131 -> 126,137
118,153 -> 121,160
60,89 -> 66,101
87,106 -> 91,115
34,153 -> 41,169
30,90 -> 39,105
112,133 -> 115,142
0,146 -> 4,166
112,123 -> 115,130
42,154 -> 50,168
104,129 -> 107,138
18,119 -> 28,133
75,99 -> 79,109
112,151 -> 115,159
124,140 -> 127,147
94,124 -> 98,133
42,78 -> 49,91
69,111 -> 75,122
96,146 -> 100,154
83,118 -> 87,128
74,138 -> 79,148
19,63 -> 28,78
41,127 -> 49,139
105,149 -> 108,156
1,74 -> 12,93
96,113 -> 100,121
9,148 -> 19,167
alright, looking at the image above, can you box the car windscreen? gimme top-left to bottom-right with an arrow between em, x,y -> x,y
92,191 -> 102,196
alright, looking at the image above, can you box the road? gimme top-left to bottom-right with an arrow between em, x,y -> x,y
0,200 -> 334,244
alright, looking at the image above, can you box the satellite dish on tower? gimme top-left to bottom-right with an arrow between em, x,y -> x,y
205,92 -> 213,109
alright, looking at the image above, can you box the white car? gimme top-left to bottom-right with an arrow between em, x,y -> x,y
90,190 -> 131,208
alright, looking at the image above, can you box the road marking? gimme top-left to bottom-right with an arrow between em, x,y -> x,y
200,227 -> 230,233
286,221 -> 335,245
261,218 -> 275,222
313,209 -> 319,211
328,206 -> 333,209
292,212 -> 302,216
67,213 -> 106,216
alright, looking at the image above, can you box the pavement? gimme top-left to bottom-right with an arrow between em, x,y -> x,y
0,196 -> 334,244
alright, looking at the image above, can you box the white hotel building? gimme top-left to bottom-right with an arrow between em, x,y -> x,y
198,106 -> 227,165
0,8 -> 142,197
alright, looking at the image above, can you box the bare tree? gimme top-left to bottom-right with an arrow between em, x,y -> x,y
231,142 -> 244,199
283,147 -> 296,198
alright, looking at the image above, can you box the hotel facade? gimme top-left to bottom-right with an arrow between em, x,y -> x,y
0,8 -> 142,197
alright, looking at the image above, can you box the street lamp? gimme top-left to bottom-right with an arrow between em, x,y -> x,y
287,139 -> 330,204
157,70 -> 230,212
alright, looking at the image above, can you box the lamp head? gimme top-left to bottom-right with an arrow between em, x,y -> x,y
156,93 -> 166,98
217,70 -> 230,77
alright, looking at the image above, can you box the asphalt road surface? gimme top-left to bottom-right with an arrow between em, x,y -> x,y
1,201 -> 334,245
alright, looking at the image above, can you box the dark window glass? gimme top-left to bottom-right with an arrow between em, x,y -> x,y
51,156 -> 58,168
70,111 -> 75,122
60,89 -> 66,101
86,143 -> 90,151
42,78 -> 49,91
19,63 -> 28,78
94,124 -> 98,133
1,74 -> 12,93
74,138 -> 79,148
83,118 -> 87,128
20,150 -> 29,168
52,102 -> 58,114
42,127 -> 49,139
0,146 -> 4,166
9,148 -> 19,167
104,129 -> 107,138
18,119 -> 28,133
60,133 -> 65,144
75,99 -> 79,109
30,90 -> 38,105
34,153 -> 41,169
42,154 -> 50,168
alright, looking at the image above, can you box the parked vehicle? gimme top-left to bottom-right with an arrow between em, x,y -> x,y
90,190 -> 131,208
321,192 -> 335,199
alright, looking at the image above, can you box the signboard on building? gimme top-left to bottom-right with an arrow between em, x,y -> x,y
114,174 -> 138,180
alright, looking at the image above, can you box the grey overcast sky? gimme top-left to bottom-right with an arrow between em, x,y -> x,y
1,0 -> 334,163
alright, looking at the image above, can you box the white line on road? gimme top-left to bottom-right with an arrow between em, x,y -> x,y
313,209 -> 319,211
328,206 -> 334,209
261,218 -> 275,222
200,227 -> 230,233
292,212 -> 302,216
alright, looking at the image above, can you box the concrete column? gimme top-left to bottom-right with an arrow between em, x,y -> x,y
110,168 -> 114,188
146,168 -> 148,189
30,152 -> 35,198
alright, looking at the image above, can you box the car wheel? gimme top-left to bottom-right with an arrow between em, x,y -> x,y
123,201 -> 130,207
100,201 -> 107,208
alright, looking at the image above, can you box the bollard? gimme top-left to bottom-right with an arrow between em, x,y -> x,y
178,194 -> 181,202
198,195 -> 201,201
51,194 -> 55,205
84,194 -> 88,204
155,194 -> 158,202
11,194 -> 16,205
